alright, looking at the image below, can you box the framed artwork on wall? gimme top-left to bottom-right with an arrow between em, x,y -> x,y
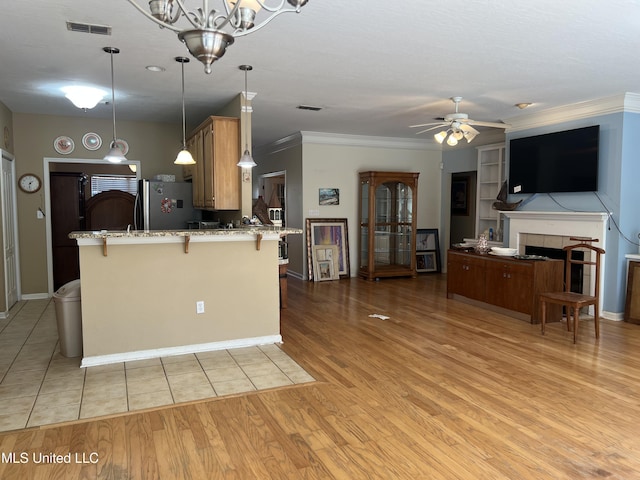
451,176 -> 469,216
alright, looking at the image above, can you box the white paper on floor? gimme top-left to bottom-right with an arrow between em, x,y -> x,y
369,313 -> 390,321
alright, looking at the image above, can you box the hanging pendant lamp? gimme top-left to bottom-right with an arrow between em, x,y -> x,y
237,64 -> 257,168
103,47 -> 127,163
174,57 -> 196,165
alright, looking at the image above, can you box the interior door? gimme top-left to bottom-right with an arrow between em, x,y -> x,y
50,172 -> 85,290
1,151 -> 18,309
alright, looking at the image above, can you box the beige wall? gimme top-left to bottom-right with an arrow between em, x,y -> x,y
13,113 -> 182,295
255,133 -> 442,279
78,237 -> 280,358
254,142 -> 304,276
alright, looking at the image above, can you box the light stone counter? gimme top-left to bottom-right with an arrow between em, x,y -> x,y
69,227 -> 301,367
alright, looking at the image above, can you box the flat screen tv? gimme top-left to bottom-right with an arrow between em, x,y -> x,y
508,125 -> 599,194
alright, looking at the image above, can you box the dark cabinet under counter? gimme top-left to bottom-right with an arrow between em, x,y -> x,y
447,250 -> 564,323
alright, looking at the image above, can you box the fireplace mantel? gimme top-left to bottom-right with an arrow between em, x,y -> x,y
502,210 -> 608,315
502,211 -> 609,250
502,211 -> 609,224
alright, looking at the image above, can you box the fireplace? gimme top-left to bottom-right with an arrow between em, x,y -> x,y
502,211 -> 608,315
525,245 -> 584,293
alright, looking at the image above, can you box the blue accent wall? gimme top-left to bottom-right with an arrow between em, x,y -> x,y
506,112 -> 640,315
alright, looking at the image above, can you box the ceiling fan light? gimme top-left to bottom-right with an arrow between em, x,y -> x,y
434,131 -> 448,144
446,134 -> 458,146
464,130 -> 478,143
453,130 -> 464,141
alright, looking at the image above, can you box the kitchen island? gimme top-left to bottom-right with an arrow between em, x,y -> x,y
69,227 -> 301,367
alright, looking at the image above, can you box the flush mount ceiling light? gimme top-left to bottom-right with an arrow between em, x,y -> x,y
125,0 -> 309,74
174,57 -> 196,165
237,64 -> 257,168
103,47 -> 127,163
61,86 -> 108,110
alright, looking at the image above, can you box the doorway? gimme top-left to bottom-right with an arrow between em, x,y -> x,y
259,171 -> 286,227
44,158 -> 140,295
449,171 -> 476,245
1,150 -> 19,313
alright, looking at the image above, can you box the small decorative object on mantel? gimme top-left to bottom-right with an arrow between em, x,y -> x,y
474,233 -> 490,254
492,181 -> 522,211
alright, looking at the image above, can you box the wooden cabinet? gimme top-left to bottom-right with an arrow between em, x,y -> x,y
476,143 -> 505,238
625,260 -> 640,324
447,250 -> 563,323
187,116 -> 240,210
358,171 -> 419,280
447,251 -> 485,301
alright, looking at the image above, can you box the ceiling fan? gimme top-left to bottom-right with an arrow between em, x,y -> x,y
410,96 -> 510,146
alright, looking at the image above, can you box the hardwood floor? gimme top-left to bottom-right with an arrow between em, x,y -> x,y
1,274 -> 640,479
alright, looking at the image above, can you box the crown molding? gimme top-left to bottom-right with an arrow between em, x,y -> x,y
505,92 -> 640,132
255,131 -> 439,156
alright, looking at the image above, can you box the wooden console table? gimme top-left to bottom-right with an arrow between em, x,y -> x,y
447,250 -> 564,323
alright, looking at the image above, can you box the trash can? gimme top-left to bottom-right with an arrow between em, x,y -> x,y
53,279 -> 83,357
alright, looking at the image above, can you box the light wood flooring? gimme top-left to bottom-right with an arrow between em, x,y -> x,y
1,274 -> 640,479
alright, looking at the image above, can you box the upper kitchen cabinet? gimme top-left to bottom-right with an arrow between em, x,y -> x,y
187,116 -> 240,210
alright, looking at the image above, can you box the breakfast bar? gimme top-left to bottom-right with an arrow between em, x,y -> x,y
69,227 -> 301,367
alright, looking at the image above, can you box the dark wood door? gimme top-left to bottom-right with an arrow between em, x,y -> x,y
50,172 -> 86,290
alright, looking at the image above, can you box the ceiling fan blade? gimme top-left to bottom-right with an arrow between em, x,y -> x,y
409,122 -> 443,128
415,125 -> 447,135
467,120 -> 511,129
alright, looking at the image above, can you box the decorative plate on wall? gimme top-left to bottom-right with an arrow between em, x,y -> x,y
53,136 -> 74,155
115,138 -> 129,155
82,132 -> 102,151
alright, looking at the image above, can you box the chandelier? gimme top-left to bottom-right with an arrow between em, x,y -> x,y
126,0 -> 309,74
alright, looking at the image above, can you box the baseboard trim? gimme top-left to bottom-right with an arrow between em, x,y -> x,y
80,334 -> 283,368
21,293 -> 50,300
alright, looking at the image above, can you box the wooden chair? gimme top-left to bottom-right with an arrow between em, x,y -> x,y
540,238 -> 605,343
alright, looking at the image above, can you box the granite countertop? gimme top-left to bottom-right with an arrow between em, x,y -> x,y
69,227 -> 303,240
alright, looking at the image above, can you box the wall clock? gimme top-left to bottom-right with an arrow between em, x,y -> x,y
18,173 -> 41,193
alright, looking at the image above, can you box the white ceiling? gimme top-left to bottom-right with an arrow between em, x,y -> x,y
1,1 -> 640,148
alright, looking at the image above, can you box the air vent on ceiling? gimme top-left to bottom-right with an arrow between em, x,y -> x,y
66,21 -> 112,36
297,105 -> 323,112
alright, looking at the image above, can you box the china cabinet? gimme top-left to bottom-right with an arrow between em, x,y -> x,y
187,116 -> 240,210
476,143 -> 505,239
358,171 -> 419,280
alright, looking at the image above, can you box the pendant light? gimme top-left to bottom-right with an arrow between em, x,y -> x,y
174,57 -> 195,165
103,47 -> 127,163
237,64 -> 257,168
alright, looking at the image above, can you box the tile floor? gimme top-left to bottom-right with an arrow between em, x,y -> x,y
0,299 -> 314,433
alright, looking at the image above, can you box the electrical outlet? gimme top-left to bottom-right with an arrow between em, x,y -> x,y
196,301 -> 205,314
36,209 -> 44,219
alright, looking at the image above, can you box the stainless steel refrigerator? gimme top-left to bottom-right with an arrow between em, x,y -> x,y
136,180 -> 200,230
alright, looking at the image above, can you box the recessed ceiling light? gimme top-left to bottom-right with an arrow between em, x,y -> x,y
146,65 -> 166,72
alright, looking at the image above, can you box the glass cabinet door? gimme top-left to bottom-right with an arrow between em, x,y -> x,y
360,180 -> 369,269
358,171 -> 419,280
